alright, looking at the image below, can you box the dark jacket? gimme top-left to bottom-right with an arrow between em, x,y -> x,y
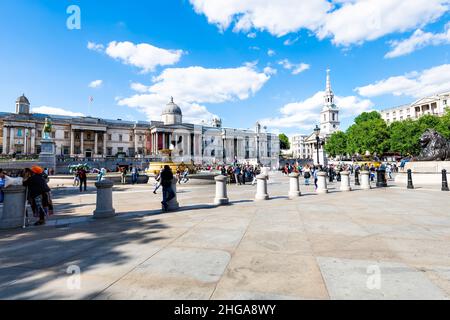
160,168 -> 174,187
23,174 -> 50,199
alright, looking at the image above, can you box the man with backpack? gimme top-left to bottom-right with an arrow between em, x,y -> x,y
160,165 -> 176,212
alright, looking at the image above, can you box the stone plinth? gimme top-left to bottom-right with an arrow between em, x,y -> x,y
214,175 -> 229,205
255,174 -> 269,201
360,171 -> 371,190
93,180 -> 116,219
167,179 -> 180,211
39,139 -> 56,171
316,172 -> 328,194
340,171 -> 352,192
395,161 -> 450,185
288,173 -> 301,199
0,186 -> 26,229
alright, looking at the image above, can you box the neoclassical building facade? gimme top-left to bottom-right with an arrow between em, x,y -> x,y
0,95 -> 280,167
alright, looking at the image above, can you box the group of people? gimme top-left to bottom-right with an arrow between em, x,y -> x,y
220,164 -> 262,186
0,166 -> 53,226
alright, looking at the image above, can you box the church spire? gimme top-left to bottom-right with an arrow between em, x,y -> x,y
324,68 -> 335,109
326,68 -> 332,93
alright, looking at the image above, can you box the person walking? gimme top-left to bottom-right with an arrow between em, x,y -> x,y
153,168 -> 162,194
160,165 -> 176,212
78,167 -> 87,192
304,166 -> 311,186
22,166 -> 51,226
182,168 -> 190,184
121,167 -> 127,185
130,166 -> 138,185
233,166 -> 242,186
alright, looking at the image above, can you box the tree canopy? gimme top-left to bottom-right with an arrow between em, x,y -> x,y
279,133 -> 290,150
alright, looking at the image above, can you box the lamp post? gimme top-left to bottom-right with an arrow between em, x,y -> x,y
222,129 -> 226,164
314,125 -> 321,166
256,122 -> 261,165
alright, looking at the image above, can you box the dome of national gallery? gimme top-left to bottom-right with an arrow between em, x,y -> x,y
16,94 -> 30,105
162,97 -> 182,116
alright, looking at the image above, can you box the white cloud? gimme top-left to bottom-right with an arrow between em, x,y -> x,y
87,42 -> 104,52
283,36 -> 300,46
119,64 -> 272,124
89,80 -> 103,88
32,106 -> 84,117
278,59 -> 310,75
385,23 -> 450,58
267,49 -> 276,57
260,91 -> 373,132
247,32 -> 257,38
356,64 -> 450,98
189,0 -> 450,46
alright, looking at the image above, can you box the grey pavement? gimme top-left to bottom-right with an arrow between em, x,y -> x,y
0,172 -> 449,300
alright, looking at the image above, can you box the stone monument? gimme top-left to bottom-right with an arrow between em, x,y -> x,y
39,117 -> 56,171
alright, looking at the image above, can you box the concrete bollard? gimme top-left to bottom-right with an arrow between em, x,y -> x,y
166,179 -> 180,211
93,180 -> 116,219
214,175 -> 229,205
255,174 -> 269,201
0,186 -> 27,229
376,169 -> 388,188
316,172 -> 328,194
340,171 -> 352,192
407,169 -> 414,190
360,171 -> 371,190
288,173 -> 301,199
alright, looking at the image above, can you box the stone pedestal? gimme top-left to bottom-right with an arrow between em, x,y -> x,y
255,174 -> 269,201
93,180 -> 116,219
340,171 -> 352,192
167,179 -> 180,211
0,186 -> 26,229
360,171 -> 371,190
214,175 -> 229,205
288,173 -> 301,199
377,169 -> 388,188
316,172 -> 328,194
39,139 -> 56,171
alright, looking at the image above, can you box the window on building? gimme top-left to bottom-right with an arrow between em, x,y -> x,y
51,132 -> 56,139
119,135 -> 123,142
87,133 -> 91,140
108,134 -> 112,141
75,133 -> 80,140
211,150 -> 215,157
37,130 -> 42,138
63,146 -> 70,155
17,129 -> 23,137
139,135 -> 143,142
130,135 -> 133,142
64,131 -> 69,139
107,147 -> 113,156
98,134 -> 103,142
118,147 -> 124,153
332,113 -> 335,121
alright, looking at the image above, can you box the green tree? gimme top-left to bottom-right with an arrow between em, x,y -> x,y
279,133 -> 290,150
324,131 -> 347,157
388,119 -> 422,156
345,111 -> 390,156
436,108 -> 450,139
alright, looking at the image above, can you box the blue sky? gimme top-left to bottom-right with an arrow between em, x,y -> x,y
1,0 -> 449,136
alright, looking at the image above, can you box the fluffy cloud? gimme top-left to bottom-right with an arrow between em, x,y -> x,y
385,23 -> 450,58
356,64 -> 450,98
118,64 -> 272,124
189,0 -> 450,46
89,80 -> 103,88
88,41 -> 184,73
267,49 -> 276,57
32,106 -> 85,117
260,91 -> 373,131
278,59 -> 310,75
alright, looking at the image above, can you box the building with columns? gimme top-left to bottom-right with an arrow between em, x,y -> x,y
0,95 -> 280,167
303,69 -> 341,165
380,92 -> 449,124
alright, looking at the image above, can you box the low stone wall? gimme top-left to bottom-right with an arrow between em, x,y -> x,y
395,161 -> 450,185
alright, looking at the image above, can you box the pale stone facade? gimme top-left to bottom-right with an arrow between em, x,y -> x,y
289,135 -> 313,159
0,96 -> 280,167
380,92 -> 450,124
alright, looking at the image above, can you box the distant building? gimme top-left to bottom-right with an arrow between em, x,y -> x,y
0,95 -> 280,167
380,92 -> 450,124
289,135 -> 313,159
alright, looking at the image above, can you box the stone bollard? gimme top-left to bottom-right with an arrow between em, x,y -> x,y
340,171 -> 352,192
442,169 -> 449,192
165,179 -> 180,211
316,172 -> 328,194
288,173 -> 301,199
376,169 -> 388,188
360,171 -> 371,190
0,186 -> 27,229
407,169 -> 414,190
255,174 -> 269,201
93,180 -> 116,219
214,175 -> 229,205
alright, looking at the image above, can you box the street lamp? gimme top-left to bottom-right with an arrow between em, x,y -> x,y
314,125 -> 321,165
222,129 -> 226,164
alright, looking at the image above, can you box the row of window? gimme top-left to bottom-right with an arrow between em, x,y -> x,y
12,129 -> 144,142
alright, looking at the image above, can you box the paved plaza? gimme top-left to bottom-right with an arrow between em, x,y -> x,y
1,173 -> 450,300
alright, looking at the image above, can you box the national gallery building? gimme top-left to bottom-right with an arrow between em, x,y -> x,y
0,95 -> 280,167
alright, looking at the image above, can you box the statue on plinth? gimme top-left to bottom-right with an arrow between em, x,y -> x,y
415,129 -> 450,161
43,117 -> 53,140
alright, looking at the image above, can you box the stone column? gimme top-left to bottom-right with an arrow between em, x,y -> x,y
94,132 -> 98,156
80,131 -> 84,156
214,175 -> 229,205
31,128 -> 36,154
255,174 -> 269,201
288,172 -> 301,199
134,132 -> 138,156
24,128 -> 28,154
70,130 -> 75,156
0,186 -> 26,229
9,127 -> 15,154
360,171 -> 371,190
93,180 -> 116,219
316,172 -> 328,194
340,171 -> 352,192
165,179 -> 179,211
2,126 -> 8,154
103,133 -> 107,156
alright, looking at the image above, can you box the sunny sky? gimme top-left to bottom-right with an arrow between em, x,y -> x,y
1,0 -> 450,136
